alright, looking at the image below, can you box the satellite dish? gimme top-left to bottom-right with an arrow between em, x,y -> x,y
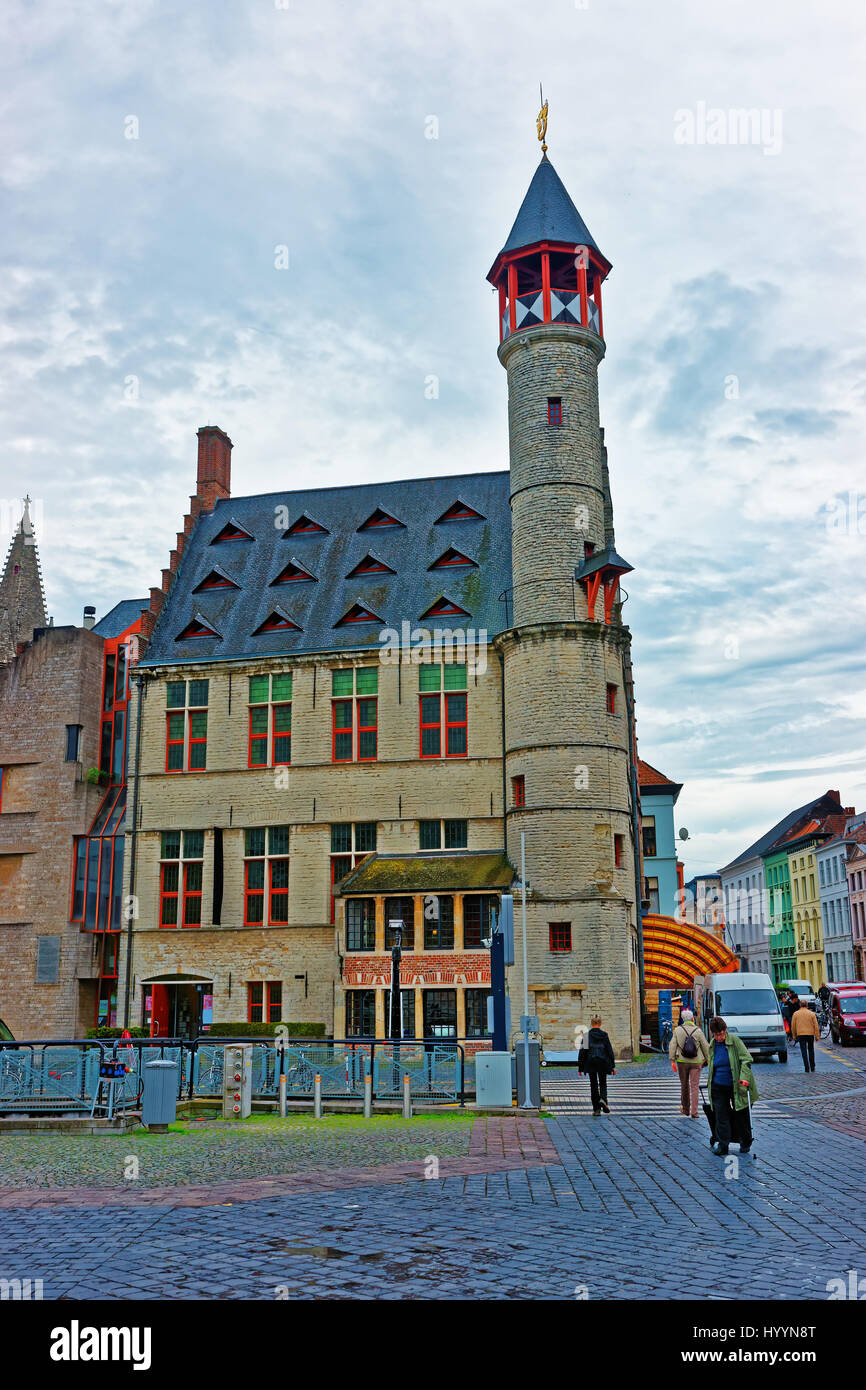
678,828 -> 690,841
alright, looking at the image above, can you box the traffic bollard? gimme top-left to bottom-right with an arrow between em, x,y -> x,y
402,1073 -> 412,1118
363,1074 -> 372,1118
314,1074 -> 322,1119
279,1071 -> 287,1118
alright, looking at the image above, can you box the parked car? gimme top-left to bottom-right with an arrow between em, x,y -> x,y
694,970 -> 788,1062
829,985 -> 866,1046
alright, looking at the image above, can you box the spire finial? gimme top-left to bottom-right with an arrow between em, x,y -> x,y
536,85 -> 548,155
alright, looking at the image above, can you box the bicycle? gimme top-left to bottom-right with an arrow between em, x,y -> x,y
815,1004 -> 832,1040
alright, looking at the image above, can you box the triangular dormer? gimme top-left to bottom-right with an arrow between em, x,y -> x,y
358,507 -> 404,530
335,602 -> 385,626
347,551 -> 396,578
429,546 -> 478,570
211,519 -> 254,543
420,595 -> 470,619
284,513 -> 329,537
434,500 -> 485,524
193,567 -> 240,592
253,609 -> 302,635
271,558 -> 317,584
176,615 -> 221,640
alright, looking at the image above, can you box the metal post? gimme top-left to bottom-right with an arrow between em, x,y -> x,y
402,1073 -> 411,1118
520,832 -> 534,1110
279,1071 -> 287,1117
363,1074 -> 372,1118
314,1073 -> 322,1119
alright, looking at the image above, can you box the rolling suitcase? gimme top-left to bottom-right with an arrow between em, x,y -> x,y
701,1084 -> 754,1153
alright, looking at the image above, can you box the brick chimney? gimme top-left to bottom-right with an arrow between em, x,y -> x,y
196,426 -> 232,513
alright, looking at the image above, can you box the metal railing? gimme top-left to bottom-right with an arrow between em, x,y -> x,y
0,1036 -> 493,1112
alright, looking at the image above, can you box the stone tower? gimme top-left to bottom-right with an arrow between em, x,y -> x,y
0,497 -> 48,664
489,154 -> 641,1057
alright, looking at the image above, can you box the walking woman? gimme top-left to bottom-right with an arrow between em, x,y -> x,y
668,1007 -> 709,1118
578,1015 -> 616,1115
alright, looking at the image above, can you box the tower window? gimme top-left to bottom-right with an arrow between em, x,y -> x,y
606,683 -> 617,715
547,398 -> 562,427
65,724 -> 82,762
549,922 -> 572,953
512,775 -> 525,807
614,834 -> 624,867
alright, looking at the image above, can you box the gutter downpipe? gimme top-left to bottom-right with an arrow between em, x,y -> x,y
122,670 -> 145,1028
622,647 -> 647,1029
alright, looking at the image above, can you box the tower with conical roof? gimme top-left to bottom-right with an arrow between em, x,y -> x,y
0,497 -> 48,663
490,129 -> 640,1056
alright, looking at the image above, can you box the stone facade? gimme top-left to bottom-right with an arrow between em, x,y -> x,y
0,625 -> 105,1036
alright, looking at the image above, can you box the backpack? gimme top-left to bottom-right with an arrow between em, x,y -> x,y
588,1034 -> 608,1063
679,1025 -> 698,1059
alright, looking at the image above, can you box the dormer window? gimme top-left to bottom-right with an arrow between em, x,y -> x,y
336,603 -> 385,626
253,611 -> 301,634
271,560 -> 316,584
176,617 -> 221,640
358,508 -> 404,530
548,398 -> 562,426
211,521 -> 253,543
193,569 -> 239,592
435,500 -> 484,524
429,548 -> 477,570
420,597 -> 470,619
347,553 -> 396,577
285,514 -> 328,536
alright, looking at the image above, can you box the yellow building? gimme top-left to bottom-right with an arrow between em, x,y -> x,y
786,830 -> 827,989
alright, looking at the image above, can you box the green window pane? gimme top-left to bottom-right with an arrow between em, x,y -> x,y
247,860 -> 265,891
189,711 -> 208,738
167,744 -> 184,771
167,713 -> 185,739
185,862 -> 203,893
249,675 -> 269,704
162,863 -> 179,895
250,737 -> 268,767
245,828 -> 266,858
188,742 -> 207,771
161,831 -> 181,860
250,707 -> 268,734
166,681 -> 186,709
444,819 -> 467,849
273,704 -> 291,732
334,700 -> 353,730
184,830 -> 204,860
355,822 -> 377,852
443,663 -> 466,691
272,673 -> 292,702
161,894 -> 178,926
246,893 -> 264,925
419,664 -> 440,692
355,666 -> 378,695
270,858 -> 289,889
269,825 -> 290,856
419,821 -> 441,850
358,730 -> 377,759
331,823 -> 352,854
189,679 -> 209,707
421,726 -> 441,757
446,725 -> 467,757
334,731 -> 352,760
273,734 -> 291,764
332,670 -> 354,697
357,698 -> 377,728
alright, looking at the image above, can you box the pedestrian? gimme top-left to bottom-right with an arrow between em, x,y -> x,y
791,997 -> 819,1072
707,1016 -> 758,1156
578,1014 -> 616,1115
818,982 -> 831,1006
781,991 -> 799,1035
668,1007 -> 709,1119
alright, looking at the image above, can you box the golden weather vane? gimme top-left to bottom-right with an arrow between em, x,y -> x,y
537,85 -> 548,153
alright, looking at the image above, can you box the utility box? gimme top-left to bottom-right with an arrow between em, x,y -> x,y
142,1059 -> 178,1132
475,1051 -> 513,1107
223,1044 -> 253,1119
514,1039 -> 542,1108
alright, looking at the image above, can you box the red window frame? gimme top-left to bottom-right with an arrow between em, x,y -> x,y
248,982 -> 264,1022
244,857 -> 265,926
333,699 -> 354,762
357,698 -> 377,761
159,862 -> 179,927
549,922 -> 572,952
330,855 -> 353,924
272,704 -> 291,765
248,706 -> 269,767
445,692 -> 467,758
548,398 -> 562,426
419,694 -> 441,758
182,861 -> 203,927
187,709 -> 207,770
248,981 -> 282,1022
269,856 -> 289,924
512,775 -> 525,807
606,683 -> 617,715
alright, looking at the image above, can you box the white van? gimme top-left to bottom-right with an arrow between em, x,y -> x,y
694,971 -> 788,1064
777,978 -> 817,1009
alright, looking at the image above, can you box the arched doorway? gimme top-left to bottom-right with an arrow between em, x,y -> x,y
140,973 -> 214,1040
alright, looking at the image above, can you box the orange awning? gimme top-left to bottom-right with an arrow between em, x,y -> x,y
642,913 -> 738,988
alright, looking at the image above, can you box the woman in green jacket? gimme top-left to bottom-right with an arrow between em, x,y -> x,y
706,1017 -> 759,1156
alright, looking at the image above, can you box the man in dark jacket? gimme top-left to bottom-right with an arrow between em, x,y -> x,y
578,1014 -> 616,1115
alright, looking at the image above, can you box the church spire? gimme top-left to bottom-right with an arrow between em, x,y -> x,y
0,496 -> 48,663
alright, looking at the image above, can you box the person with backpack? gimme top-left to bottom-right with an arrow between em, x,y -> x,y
668,1007 -> 709,1118
578,1014 -> 616,1115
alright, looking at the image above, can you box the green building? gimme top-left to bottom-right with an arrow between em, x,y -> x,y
764,846 -> 795,985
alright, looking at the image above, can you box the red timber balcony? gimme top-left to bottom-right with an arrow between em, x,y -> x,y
501,284 -> 601,340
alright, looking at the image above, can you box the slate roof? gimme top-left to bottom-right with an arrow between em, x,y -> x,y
93,598 -> 149,640
494,156 -> 608,265
335,852 -> 515,895
719,790 -> 845,874
140,472 -> 511,667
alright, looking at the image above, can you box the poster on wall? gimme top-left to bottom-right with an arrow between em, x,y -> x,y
202,993 -> 213,1031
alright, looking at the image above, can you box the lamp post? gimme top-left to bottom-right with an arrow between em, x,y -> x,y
388,921 -> 404,1040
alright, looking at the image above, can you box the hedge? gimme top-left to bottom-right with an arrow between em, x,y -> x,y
206,1022 -> 326,1039
85,1026 -> 150,1039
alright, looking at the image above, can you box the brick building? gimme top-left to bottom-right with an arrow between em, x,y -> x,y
117,150 -> 645,1055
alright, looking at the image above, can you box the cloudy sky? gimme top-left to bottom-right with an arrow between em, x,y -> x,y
1,0 -> 864,875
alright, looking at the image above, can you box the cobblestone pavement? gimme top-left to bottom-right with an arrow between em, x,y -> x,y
1,1042 -> 864,1300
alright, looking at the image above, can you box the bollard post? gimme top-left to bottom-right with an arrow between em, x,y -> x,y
363,1074 -> 372,1118
402,1073 -> 412,1119
279,1071 -> 287,1118
314,1073 -> 322,1119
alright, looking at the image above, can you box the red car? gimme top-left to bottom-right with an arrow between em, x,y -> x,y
829,984 -> 866,1046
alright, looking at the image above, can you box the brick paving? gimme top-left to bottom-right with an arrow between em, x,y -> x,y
0,1042 -> 864,1300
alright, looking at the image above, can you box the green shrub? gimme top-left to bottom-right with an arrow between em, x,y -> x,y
85,1026 -> 151,1039
206,1021 -> 326,1039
